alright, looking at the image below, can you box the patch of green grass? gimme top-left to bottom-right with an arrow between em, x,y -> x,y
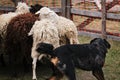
76,36 -> 120,80
103,40 -> 120,80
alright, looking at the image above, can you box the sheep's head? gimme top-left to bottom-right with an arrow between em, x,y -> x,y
30,4 -> 43,14
36,7 -> 52,19
15,2 -> 30,14
36,7 -> 59,21
35,7 -> 51,15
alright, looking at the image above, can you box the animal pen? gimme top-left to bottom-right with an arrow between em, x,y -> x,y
0,0 -> 120,41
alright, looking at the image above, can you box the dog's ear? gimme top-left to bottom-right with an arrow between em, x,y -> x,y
90,38 -> 98,44
103,39 -> 111,49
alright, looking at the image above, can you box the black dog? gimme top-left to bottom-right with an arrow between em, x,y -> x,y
36,38 -> 111,80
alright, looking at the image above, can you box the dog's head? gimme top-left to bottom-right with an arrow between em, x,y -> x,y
36,42 -> 57,58
36,42 -> 54,54
36,43 -> 59,66
90,38 -> 111,49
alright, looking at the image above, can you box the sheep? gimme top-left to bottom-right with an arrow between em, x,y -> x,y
36,7 -> 79,45
0,3 -> 43,38
0,2 -> 31,67
0,2 -> 43,67
5,12 -> 39,73
0,2 -> 29,49
0,2 -> 30,39
28,7 -> 79,80
0,3 -> 43,42
28,19 -> 59,80
0,3 -> 43,44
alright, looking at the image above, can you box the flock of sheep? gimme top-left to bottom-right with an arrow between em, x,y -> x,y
0,2 -> 79,80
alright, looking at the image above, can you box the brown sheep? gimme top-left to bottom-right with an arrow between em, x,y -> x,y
5,13 -> 39,73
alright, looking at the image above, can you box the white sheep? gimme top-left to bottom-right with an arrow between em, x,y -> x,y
36,7 -> 79,45
0,2 -> 30,39
28,19 -> 59,80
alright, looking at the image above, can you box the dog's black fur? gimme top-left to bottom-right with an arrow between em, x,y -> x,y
36,38 -> 111,80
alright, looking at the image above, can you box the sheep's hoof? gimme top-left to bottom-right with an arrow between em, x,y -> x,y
33,79 -> 37,80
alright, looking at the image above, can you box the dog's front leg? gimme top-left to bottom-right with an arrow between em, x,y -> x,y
92,68 -> 105,80
64,61 -> 76,80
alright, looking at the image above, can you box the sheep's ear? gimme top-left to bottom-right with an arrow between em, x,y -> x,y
35,10 -> 41,14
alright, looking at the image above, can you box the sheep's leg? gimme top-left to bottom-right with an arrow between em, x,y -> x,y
70,38 -> 79,44
75,34 -> 80,44
32,57 -> 37,80
66,31 -> 79,44
70,38 -> 74,44
73,38 -> 79,44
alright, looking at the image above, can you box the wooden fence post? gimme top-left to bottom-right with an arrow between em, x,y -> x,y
101,0 -> 107,39
61,0 -> 67,17
66,0 -> 72,19
61,0 -> 72,19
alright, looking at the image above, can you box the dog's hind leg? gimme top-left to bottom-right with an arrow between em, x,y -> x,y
92,68 -> 105,80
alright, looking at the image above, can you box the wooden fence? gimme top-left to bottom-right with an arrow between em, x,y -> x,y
60,0 -> 120,41
0,0 -> 120,41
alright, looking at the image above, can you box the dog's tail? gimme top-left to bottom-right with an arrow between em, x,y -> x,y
36,42 -> 56,56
